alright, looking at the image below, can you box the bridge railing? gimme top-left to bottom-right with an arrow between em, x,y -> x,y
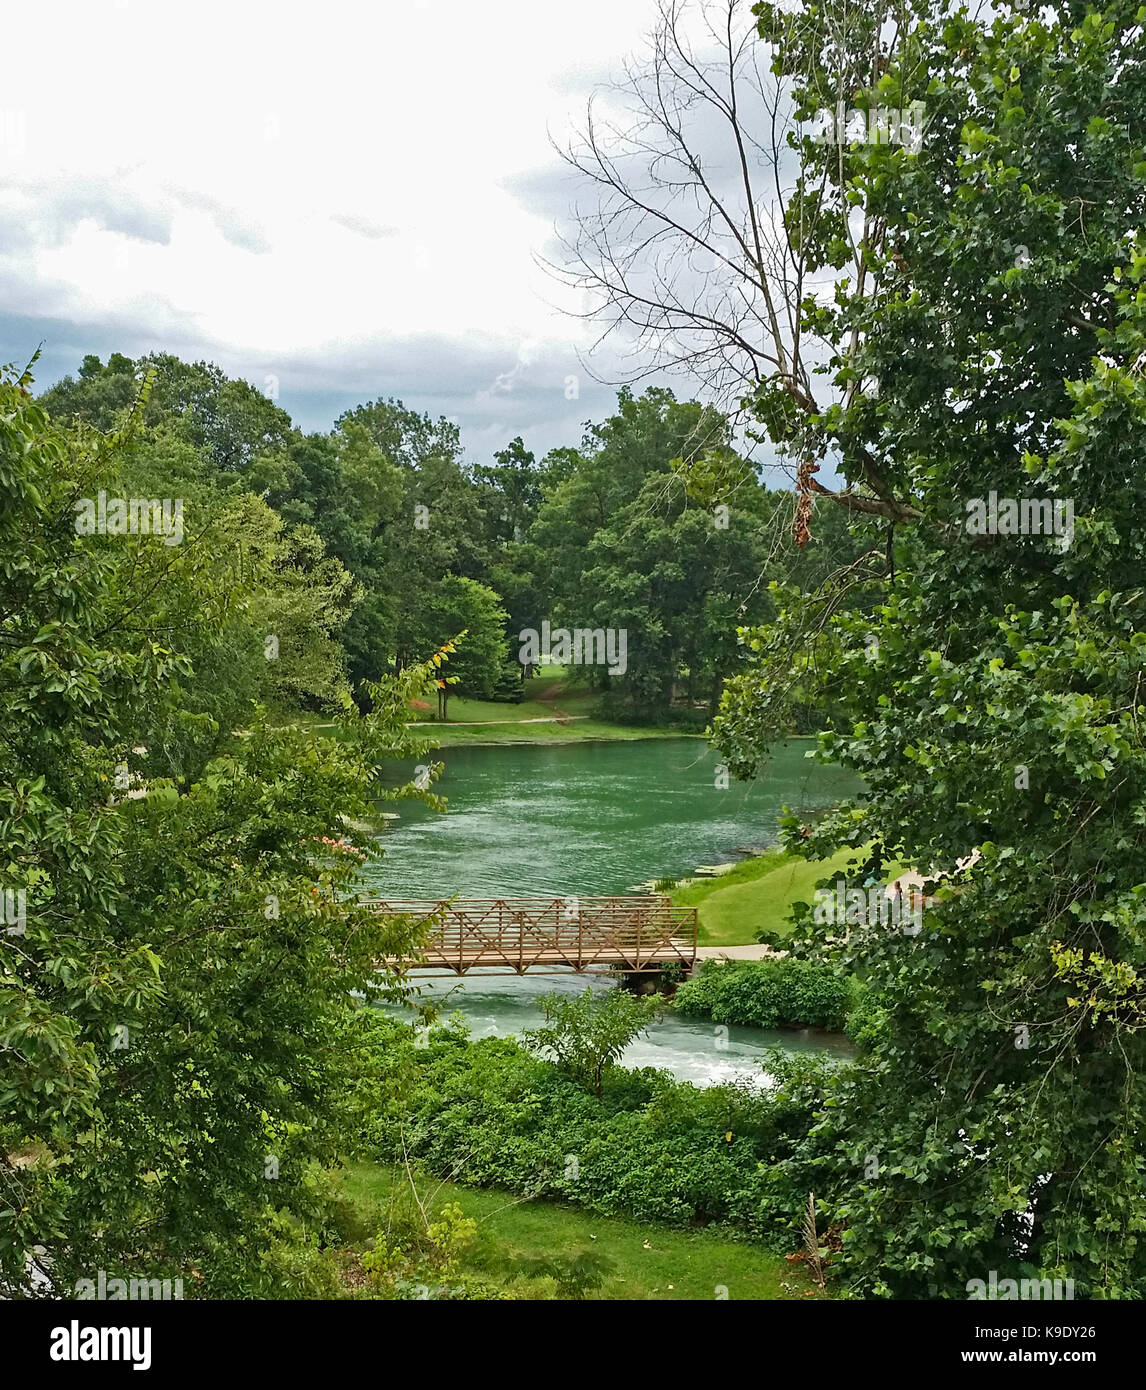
362,895 -> 698,975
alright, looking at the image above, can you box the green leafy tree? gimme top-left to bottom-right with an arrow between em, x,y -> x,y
475,436 -> 545,545
713,0 -> 1146,1298
524,987 -> 660,1097
423,576 -> 510,718
39,352 -> 296,473
326,400 -> 493,692
1,363 -> 443,1297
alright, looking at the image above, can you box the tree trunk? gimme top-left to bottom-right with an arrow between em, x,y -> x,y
708,674 -> 722,719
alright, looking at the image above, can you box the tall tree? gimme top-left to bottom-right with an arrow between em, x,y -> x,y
1,364 -> 440,1297
424,576 -> 510,718
713,0 -> 1146,1297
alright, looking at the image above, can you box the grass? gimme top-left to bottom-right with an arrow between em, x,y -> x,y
410,665 -> 705,746
272,667 -> 705,745
671,843 -> 908,947
421,715 -> 695,746
339,1161 -> 823,1301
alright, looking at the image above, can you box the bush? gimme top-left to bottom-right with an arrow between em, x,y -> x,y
524,986 -> 660,1096
671,963 -> 724,1017
364,1017 -> 844,1247
673,959 -> 850,1031
842,983 -> 891,1052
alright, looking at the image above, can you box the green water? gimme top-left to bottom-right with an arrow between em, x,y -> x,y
362,738 -> 858,1085
362,737 -> 858,899
378,969 -> 854,1088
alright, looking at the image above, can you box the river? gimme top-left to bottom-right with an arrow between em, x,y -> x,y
362,737 -> 858,897
363,737 -> 858,1085
384,967 -> 854,1087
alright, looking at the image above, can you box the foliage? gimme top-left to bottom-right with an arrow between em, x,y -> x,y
515,1250 -> 615,1300
520,386 -> 848,720
711,0 -> 1146,1297
35,352 -> 862,729
0,367 -> 443,1297
841,984 -> 891,1054
425,576 -> 509,716
365,1019 -> 841,1245
673,960 -> 851,1031
524,986 -> 661,1097
359,1177 -> 518,1301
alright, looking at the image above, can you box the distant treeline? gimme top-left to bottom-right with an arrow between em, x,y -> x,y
40,353 -> 864,723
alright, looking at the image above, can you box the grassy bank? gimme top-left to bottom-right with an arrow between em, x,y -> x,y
271,671 -> 701,745
670,843 -> 907,947
339,1162 -> 822,1300
408,665 -> 706,746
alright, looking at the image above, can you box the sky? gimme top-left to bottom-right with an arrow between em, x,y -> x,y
1,0 -> 699,466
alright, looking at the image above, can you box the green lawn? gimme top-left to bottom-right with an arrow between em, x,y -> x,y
340,1162 -> 822,1301
672,844 -> 907,946
409,665 -> 705,745
421,666 -> 599,724
271,667 -> 708,745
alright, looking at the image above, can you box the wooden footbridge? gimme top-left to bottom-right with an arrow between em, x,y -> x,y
363,896 -> 697,977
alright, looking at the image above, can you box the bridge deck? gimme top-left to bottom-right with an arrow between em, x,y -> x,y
364,896 -> 698,976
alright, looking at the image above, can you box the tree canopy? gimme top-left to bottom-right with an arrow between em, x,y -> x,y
709,0 -> 1146,1297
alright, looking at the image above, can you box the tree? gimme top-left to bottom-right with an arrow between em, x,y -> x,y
424,577 -> 509,719
39,352 -> 296,473
1,362 -> 444,1297
711,0 -> 1146,1298
329,400 -> 494,691
551,0 -> 923,525
528,388 -> 730,672
526,386 -> 806,719
578,469 -> 781,719
524,987 -> 660,1097
475,436 -> 545,545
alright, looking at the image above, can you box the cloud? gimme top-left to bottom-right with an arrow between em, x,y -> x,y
330,213 -> 399,241
1,0 -> 740,462
0,176 -> 173,250
164,187 -> 271,254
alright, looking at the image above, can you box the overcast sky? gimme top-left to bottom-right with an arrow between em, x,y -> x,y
0,0 -> 704,465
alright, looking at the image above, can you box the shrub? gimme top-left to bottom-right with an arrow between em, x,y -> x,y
523,986 -> 660,1096
843,983 -> 891,1052
365,1018 -> 845,1247
674,959 -> 850,1031
672,963 -> 724,1017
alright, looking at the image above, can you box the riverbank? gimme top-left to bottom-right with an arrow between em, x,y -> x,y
354,1015 -> 840,1293
283,668 -> 708,746
666,843 -> 906,947
420,718 -> 702,747
407,666 -> 708,746
337,1162 -> 824,1300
